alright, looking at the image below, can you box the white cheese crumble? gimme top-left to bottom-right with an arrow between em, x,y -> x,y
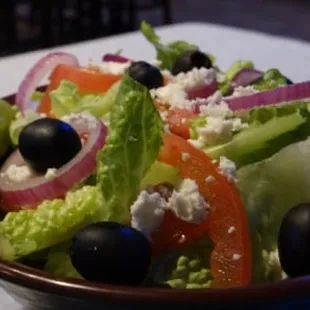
61,111 -> 97,131
218,156 -> 237,183
181,152 -> 190,162
232,85 -> 258,98
4,164 -> 33,182
205,175 -> 215,183
130,191 -> 166,239
167,179 -> 210,224
232,253 -> 241,261
89,61 -> 131,75
228,226 -> 236,234
45,168 -> 57,179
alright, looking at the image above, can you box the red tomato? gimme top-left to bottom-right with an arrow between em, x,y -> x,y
166,108 -> 197,139
37,65 -> 121,114
153,134 -> 251,288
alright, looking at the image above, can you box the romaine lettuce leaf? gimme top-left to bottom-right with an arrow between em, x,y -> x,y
96,75 -> 163,223
45,244 -> 82,279
140,21 -> 214,71
205,102 -> 310,168
237,138 -> 310,283
252,69 -> 287,91
50,80 -> 120,118
0,186 -> 100,259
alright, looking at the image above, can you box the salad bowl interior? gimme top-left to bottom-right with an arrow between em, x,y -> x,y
0,94 -> 310,310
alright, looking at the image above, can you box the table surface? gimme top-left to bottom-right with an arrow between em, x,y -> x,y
1,21 -> 310,309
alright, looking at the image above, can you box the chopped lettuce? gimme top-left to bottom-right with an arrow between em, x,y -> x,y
252,69 -> 287,91
237,138 -> 310,283
31,91 -> 44,102
0,100 -> 17,156
145,236 -> 213,288
204,102 -> 310,168
140,21 -> 214,71
45,244 -> 82,279
189,117 -> 207,140
0,186 -> 100,259
96,75 -> 163,223
50,80 -> 120,118
9,110 -> 42,145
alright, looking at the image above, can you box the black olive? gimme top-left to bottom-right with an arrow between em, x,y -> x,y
128,61 -> 164,89
69,222 -> 152,285
19,118 -> 81,173
171,50 -> 212,76
278,203 -> 310,277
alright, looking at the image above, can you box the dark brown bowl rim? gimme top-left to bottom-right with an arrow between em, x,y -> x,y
2,91 -> 310,305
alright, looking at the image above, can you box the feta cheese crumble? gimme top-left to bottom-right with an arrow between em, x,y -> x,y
218,156 -> 237,183
4,164 -> 33,182
45,168 -> 57,179
130,191 -> 166,239
88,61 -> 131,75
232,85 -> 258,98
167,179 -> 210,224
181,152 -> 190,162
205,175 -> 215,183
61,111 -> 97,131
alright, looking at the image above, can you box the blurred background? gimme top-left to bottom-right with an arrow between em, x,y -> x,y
1,0 -> 310,58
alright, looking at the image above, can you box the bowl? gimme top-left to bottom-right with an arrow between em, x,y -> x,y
2,93 -> 310,310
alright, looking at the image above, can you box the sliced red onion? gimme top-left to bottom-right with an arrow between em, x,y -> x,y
102,53 -> 132,63
187,79 -> 217,100
0,115 -> 107,211
231,68 -> 263,88
224,81 -> 310,111
15,52 -> 79,112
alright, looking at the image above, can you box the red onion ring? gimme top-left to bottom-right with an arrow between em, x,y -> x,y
187,80 -> 217,101
0,115 -> 107,211
102,53 -> 132,63
15,52 -> 79,112
224,81 -> 310,111
231,68 -> 264,88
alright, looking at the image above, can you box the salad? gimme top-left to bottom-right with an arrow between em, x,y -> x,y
0,21 -> 309,290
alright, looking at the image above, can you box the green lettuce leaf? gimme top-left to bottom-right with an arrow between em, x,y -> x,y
237,138 -> 310,283
97,75 -> 163,223
140,21 -> 214,71
204,102 -> 310,168
50,80 -> 120,118
0,100 -> 17,155
189,117 -> 207,139
9,110 -> 42,145
252,69 -> 287,91
0,186 -> 100,259
45,244 -> 82,279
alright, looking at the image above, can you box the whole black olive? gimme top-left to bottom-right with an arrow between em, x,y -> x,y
128,61 -> 164,89
19,118 -> 81,173
278,203 -> 310,277
69,222 -> 152,286
171,50 -> 212,75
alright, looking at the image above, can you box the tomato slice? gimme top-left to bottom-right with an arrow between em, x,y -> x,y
37,65 -> 121,114
166,108 -> 197,139
153,134 -> 251,288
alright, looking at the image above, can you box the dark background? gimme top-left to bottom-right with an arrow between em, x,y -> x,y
1,0 -> 310,58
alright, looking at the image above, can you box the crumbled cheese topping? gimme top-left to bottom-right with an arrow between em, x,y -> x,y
167,179 -> 210,224
61,111 -> 97,131
89,61 -> 131,75
218,156 -> 237,183
130,191 -> 166,239
205,175 -> 215,183
3,164 -> 33,182
130,179 -> 210,238
232,85 -> 258,97
228,226 -> 236,234
45,168 -> 57,179
181,152 -> 190,162
232,253 -> 241,261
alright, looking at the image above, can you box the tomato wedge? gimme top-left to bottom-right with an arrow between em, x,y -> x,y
153,134 -> 251,288
166,108 -> 197,139
37,65 -> 121,114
